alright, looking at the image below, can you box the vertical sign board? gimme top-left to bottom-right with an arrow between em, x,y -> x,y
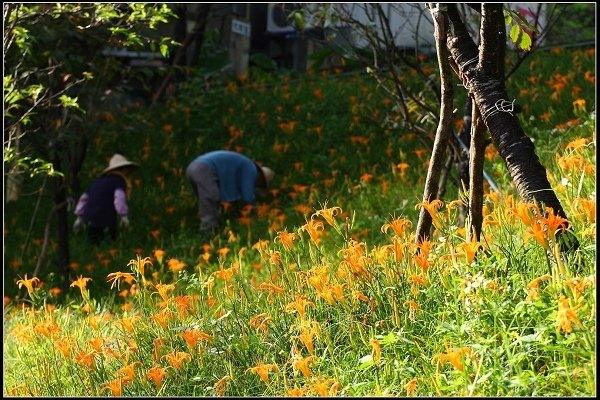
230,19 -> 251,76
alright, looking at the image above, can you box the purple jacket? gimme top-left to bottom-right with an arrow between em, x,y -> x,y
75,174 -> 128,228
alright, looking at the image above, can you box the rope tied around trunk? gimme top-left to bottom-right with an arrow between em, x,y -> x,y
481,98 -> 516,120
457,56 -> 479,88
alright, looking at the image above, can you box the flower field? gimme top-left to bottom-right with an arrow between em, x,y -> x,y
3,46 -> 596,396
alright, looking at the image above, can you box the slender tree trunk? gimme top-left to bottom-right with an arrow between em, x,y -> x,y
467,103 -> 485,242
415,4 -> 454,243
456,96 -> 472,225
446,3 -> 579,253
51,156 -> 70,290
152,4 -> 212,104
467,3 -> 504,242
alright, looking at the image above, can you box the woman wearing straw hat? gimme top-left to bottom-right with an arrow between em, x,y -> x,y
186,150 -> 274,235
73,154 -> 139,244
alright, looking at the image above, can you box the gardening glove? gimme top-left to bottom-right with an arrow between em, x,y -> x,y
73,217 -> 84,233
120,216 -> 130,228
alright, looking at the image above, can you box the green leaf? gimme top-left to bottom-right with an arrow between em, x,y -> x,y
520,32 -> 532,51
291,11 -> 305,30
357,354 -> 374,370
58,94 -> 84,112
380,331 -> 398,345
25,84 -> 44,102
509,24 -> 520,44
159,43 -> 169,58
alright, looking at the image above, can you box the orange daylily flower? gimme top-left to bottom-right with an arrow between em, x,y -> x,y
128,255 -> 152,279
405,378 -> 418,396
396,162 -> 410,177
381,217 -> 412,237
564,276 -> 594,303
317,283 -> 345,305
117,362 -> 139,382
152,337 -> 166,361
285,295 -> 315,317
16,275 -> 41,297
311,378 -> 341,396
248,313 -> 272,336
275,229 -> 299,250
103,378 -> 125,396
118,315 -> 141,333
164,351 -> 191,369
70,275 -> 92,298
314,205 -> 343,227
218,247 -> 231,258
286,387 -> 309,397
74,350 -> 96,369
511,202 -> 539,226
407,274 -> 427,296
167,258 -> 187,273
416,199 -> 444,229
556,295 -> 583,335
369,338 -> 382,363
292,354 -> 316,378
525,274 -> 551,302
456,240 -> 483,264
539,207 -> 569,242
179,329 -> 212,349
88,337 -> 105,353
295,203 -> 312,215
247,363 -> 279,384
154,249 -> 166,265
435,347 -> 473,371
297,320 -> 320,354
573,98 -> 586,113
360,172 -> 373,183
371,245 -> 392,264
524,222 -> 551,251
213,264 -> 238,283
106,272 -> 136,290
147,366 -> 168,388
299,218 -> 325,245
213,375 -> 232,396
154,282 -> 176,302
55,337 -> 75,357
172,295 -> 197,315
33,319 -> 61,338
151,309 -> 173,330
257,282 -> 285,302
338,240 -> 372,278
404,300 -> 420,321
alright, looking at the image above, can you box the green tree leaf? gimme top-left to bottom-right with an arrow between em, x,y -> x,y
519,31 -> 532,51
509,24 -> 520,44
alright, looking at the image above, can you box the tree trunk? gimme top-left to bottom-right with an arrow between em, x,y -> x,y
467,102 -> 485,242
51,156 -> 70,290
446,3 -> 579,253
415,4 -> 454,243
152,4 -> 212,104
455,96 -> 472,225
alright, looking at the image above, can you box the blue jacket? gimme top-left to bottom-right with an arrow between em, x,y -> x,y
193,151 -> 259,204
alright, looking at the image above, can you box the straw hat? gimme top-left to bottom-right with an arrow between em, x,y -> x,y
260,166 -> 275,188
102,154 -> 139,174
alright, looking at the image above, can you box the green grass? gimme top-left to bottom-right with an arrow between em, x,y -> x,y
3,46 -> 596,396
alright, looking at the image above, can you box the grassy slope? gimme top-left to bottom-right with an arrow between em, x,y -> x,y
3,46 -> 596,397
